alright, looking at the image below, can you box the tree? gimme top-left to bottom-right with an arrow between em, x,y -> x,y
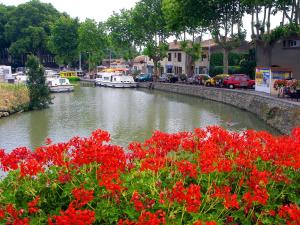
4,0 -> 60,63
0,4 -> 14,64
163,0 -> 246,74
106,9 -> 139,64
48,16 -> 79,66
26,55 -> 52,110
180,41 -> 202,76
78,19 -> 107,71
132,0 -> 170,78
208,0 -> 246,74
241,0 -> 300,66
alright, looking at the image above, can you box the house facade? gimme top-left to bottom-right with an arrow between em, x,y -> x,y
159,40 -> 190,75
256,35 -> 300,79
133,55 -> 154,74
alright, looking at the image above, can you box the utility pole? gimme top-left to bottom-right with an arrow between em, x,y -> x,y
109,49 -> 111,68
208,38 -> 211,75
79,53 -> 82,71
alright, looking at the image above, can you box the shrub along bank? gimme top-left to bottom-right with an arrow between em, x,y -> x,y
0,83 -> 30,118
0,127 -> 299,224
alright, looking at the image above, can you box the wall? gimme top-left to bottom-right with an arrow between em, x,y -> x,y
256,37 -> 300,80
138,82 -> 300,134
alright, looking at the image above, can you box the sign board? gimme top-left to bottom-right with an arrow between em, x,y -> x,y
255,67 -> 271,94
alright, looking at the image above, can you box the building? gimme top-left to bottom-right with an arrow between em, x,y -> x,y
101,58 -> 129,69
133,55 -> 154,74
160,40 -> 192,76
256,35 -> 300,79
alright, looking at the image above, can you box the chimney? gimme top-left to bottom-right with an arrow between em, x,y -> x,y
174,40 -> 177,45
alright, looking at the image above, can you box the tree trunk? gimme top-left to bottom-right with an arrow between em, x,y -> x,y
267,6 -> 272,34
223,48 -> 229,74
256,7 -> 260,36
251,9 -> 255,38
153,60 -> 159,81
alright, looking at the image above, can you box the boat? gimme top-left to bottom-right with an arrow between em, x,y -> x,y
95,68 -> 137,88
46,77 -> 74,93
0,65 -> 14,83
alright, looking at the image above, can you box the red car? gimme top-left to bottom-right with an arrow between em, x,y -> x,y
223,74 -> 255,89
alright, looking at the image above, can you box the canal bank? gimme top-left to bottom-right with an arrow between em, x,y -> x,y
0,84 -> 29,119
139,82 -> 300,134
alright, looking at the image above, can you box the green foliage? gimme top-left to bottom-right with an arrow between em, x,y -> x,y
4,0 -> 60,57
210,52 -> 244,67
106,9 -> 139,60
210,66 -> 241,76
239,49 -> 256,78
66,76 -> 80,82
48,16 -> 79,66
26,55 -> 52,109
263,23 -> 300,45
131,0 -> 170,76
78,19 -> 107,70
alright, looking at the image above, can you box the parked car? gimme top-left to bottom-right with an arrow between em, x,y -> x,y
179,74 -> 188,82
198,74 -> 211,85
223,74 -> 255,89
135,73 -> 153,82
167,73 -> 179,83
205,74 -> 230,87
187,75 -> 200,85
158,73 -> 169,82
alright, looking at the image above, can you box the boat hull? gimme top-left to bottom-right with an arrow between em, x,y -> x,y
95,81 -> 137,88
49,85 -> 74,93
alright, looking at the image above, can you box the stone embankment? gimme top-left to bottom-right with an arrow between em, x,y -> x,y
0,83 -> 30,118
139,82 -> 300,134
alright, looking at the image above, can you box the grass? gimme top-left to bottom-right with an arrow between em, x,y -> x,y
0,83 -> 30,112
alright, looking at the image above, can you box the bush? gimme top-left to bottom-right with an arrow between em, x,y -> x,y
26,55 -> 52,109
210,66 -> 241,76
66,76 -> 80,82
0,127 -> 299,224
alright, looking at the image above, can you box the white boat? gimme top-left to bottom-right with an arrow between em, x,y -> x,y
46,77 -> 74,93
45,69 -> 59,78
15,73 -> 28,84
95,68 -> 137,88
0,65 -> 13,82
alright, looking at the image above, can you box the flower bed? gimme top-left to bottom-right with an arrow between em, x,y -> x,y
0,127 -> 299,224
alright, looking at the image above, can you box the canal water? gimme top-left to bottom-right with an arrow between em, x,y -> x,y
0,85 -> 277,152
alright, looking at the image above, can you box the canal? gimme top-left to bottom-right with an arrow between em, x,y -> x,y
0,85 -> 277,151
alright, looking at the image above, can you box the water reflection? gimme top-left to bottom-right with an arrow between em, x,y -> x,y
0,85 -> 278,152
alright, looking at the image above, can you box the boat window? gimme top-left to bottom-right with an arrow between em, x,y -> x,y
104,77 -> 109,80
59,79 -> 66,84
114,78 -> 117,81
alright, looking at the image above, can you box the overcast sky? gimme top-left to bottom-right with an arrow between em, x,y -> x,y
0,0 -> 139,22
1,0 -> 283,40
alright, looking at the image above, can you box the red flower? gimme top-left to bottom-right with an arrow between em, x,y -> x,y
48,204 -> 95,225
278,204 -> 300,224
28,196 -> 40,214
71,187 -> 94,208
176,160 -> 198,178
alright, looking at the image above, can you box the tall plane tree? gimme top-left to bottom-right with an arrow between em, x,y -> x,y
78,19 -> 107,72
132,0 -> 170,79
4,0 -> 60,65
106,9 -> 139,66
48,15 -> 79,66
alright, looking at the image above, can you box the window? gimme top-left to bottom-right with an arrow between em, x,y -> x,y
178,53 -> 182,62
168,53 -> 172,61
284,40 -> 300,48
178,67 -> 182,74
